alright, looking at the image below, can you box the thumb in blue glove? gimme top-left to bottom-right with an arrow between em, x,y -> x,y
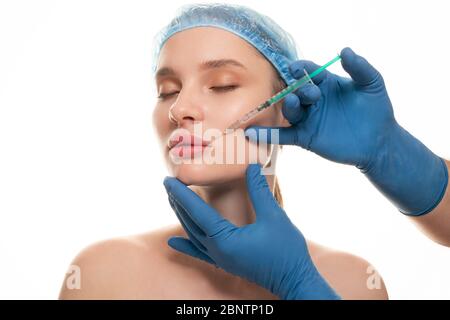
163,163 -> 340,300
245,47 -> 448,216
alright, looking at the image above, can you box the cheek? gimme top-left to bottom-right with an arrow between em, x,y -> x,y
243,101 -> 284,130
203,95 -> 249,130
205,89 -> 282,130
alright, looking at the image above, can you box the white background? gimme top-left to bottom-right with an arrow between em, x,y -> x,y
1,0 -> 449,299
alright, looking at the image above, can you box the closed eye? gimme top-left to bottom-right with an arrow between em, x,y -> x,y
210,85 -> 239,92
157,85 -> 239,100
157,91 -> 179,100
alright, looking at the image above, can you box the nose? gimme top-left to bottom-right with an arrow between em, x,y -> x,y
168,92 -> 204,128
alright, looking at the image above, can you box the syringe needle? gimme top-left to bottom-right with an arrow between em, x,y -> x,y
224,54 -> 342,132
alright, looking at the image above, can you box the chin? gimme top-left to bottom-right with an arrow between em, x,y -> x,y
169,162 -> 247,186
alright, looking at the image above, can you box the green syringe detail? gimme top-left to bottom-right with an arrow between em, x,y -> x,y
226,54 -> 342,130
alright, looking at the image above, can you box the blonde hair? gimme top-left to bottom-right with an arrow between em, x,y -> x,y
274,176 -> 283,208
271,74 -> 286,208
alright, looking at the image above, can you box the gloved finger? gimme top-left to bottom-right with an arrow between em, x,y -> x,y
164,177 -> 235,237
295,83 -> 321,106
168,236 -> 216,266
289,60 -> 330,85
168,195 -> 208,252
244,126 -> 298,146
282,93 -> 304,125
246,163 -> 281,221
340,47 -> 384,87
168,195 -> 205,239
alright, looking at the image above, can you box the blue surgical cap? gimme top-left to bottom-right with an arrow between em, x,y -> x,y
151,3 -> 299,85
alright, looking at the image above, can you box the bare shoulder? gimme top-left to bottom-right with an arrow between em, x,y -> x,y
308,241 -> 389,300
59,226 -> 175,299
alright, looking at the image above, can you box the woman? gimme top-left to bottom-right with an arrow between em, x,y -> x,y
59,3 -> 388,299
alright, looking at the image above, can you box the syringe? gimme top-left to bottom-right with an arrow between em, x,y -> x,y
225,54 -> 342,132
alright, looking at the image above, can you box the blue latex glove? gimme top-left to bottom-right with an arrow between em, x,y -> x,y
163,164 -> 340,300
245,47 -> 448,216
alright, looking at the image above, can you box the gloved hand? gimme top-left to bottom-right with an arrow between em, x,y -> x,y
163,164 -> 340,300
245,47 -> 448,216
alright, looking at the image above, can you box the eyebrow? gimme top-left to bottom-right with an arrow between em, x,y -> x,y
155,59 -> 247,79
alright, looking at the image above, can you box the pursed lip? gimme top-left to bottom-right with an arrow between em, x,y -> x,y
167,131 -> 211,150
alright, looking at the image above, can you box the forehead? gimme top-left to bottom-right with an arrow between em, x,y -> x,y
156,27 -> 267,73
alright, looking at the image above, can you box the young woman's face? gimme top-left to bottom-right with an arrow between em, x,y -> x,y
153,27 -> 287,186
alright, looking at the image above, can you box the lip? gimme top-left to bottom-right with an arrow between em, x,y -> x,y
167,131 -> 212,158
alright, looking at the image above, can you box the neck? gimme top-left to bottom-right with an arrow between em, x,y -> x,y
190,175 -> 276,227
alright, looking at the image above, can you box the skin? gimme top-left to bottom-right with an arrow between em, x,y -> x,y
409,160 -> 450,247
59,27 -> 388,299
